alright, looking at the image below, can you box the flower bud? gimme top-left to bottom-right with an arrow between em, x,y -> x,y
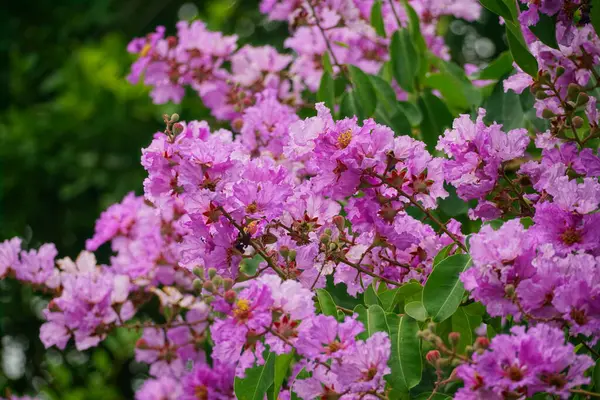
208,268 -> 217,279
223,278 -> 234,291
449,332 -> 461,347
193,266 -> 204,278
320,233 -> 330,244
535,91 -> 549,100
202,280 -> 215,293
288,249 -> 296,261
224,290 -> 237,304
542,109 -> 556,119
576,92 -> 589,106
426,350 -> 441,365
333,215 -> 346,231
567,83 -> 581,99
475,336 -> 490,350
539,71 -> 552,84
170,113 -> 180,122
572,116 -> 584,129
279,246 -> 290,259
173,123 -> 184,136
212,275 -> 223,287
193,278 -> 202,291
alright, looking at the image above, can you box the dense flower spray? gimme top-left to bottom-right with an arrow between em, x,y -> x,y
3,0 -> 600,398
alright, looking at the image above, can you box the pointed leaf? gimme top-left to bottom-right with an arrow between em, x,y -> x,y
235,352 -> 276,400
386,315 -> 422,390
529,13 -> 559,49
317,71 -> 335,111
451,307 -> 473,354
322,52 -> 334,75
405,301 -> 428,321
365,284 -> 381,307
506,24 -> 539,77
418,90 -> 454,152
316,289 -> 337,317
473,51 -> 514,81
479,0 -> 513,22
272,351 -> 294,399
391,30 -> 418,93
348,65 -> 378,118
423,254 -> 472,322
370,0 -> 387,37
366,305 -> 389,336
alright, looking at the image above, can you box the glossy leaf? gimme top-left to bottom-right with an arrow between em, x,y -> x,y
370,0 -> 386,37
405,301 -> 428,321
339,91 -> 363,120
433,244 -> 454,267
424,72 -> 469,110
398,101 -> 423,126
366,305 -> 389,336
506,24 -> 538,77
322,52 -> 334,75
473,51 -> 514,81
365,284 -> 381,307
418,90 -> 454,152
317,71 -> 335,111
451,307 -> 473,353
423,254 -> 472,322
353,304 -> 369,340
235,352 -> 276,400
391,30 -> 418,93
379,282 -> 423,312
593,0 -> 600,39
529,13 -> 559,49
316,289 -> 337,317
272,351 -> 294,399
348,65 -> 377,118
479,0 -> 513,22
386,314 -> 422,390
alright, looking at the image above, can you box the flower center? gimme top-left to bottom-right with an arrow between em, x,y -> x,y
194,384 -> 208,400
560,227 -> 581,245
505,364 -> 525,382
570,308 -> 588,325
337,130 -> 352,149
233,299 -> 251,320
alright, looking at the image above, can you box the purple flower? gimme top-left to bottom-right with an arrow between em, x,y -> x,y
181,362 -> 234,400
135,376 -> 182,400
0,237 -> 22,278
295,315 -> 363,362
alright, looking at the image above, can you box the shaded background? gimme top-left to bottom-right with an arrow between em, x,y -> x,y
0,1 -> 504,398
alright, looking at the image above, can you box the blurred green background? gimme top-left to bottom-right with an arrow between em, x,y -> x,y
0,1 -> 503,398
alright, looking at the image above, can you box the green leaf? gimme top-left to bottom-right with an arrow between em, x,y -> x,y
424,72 -> 469,110
272,351 -> 294,399
433,244 -> 454,267
235,352 -> 276,400
418,90 -> 454,152
317,71 -> 335,111
348,65 -> 378,118
479,0 -> 513,22
529,13 -> 559,49
473,51 -> 514,81
483,78 -> 525,131
391,30 -> 419,93
322,52 -> 334,75
402,0 -> 427,54
367,305 -> 389,336
405,301 -> 428,321
521,216 -> 534,229
379,282 -> 423,312
316,289 -> 338,317
463,301 -> 486,316
365,284 -> 381,307
354,304 -> 369,340
451,307 -> 473,353
370,0 -> 386,37
593,359 -> 600,390
339,91 -> 363,120
397,101 -> 423,126
592,0 -> 600,38
506,24 -> 539,77
414,393 -> 453,400
386,315 -> 422,390
370,75 -> 401,113
423,254 -> 472,322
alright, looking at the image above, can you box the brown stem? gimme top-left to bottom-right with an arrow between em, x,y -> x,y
570,389 -> 600,398
335,255 -> 401,287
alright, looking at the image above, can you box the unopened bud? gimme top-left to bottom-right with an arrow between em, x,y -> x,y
324,228 -> 332,236
224,290 -> 237,304
426,350 -> 441,365
173,122 -> 184,136
202,280 -> 215,293
504,284 -> 516,297
535,91 -> 549,100
436,358 -> 450,368
279,246 -> 290,259
567,83 -> 581,99
223,278 -> 234,291
232,118 -> 244,132
193,266 -> 204,278
320,233 -> 331,244
475,336 -> 490,350
542,108 -> 556,119
427,322 -> 436,332
193,278 -> 202,291
576,92 -> 590,106
333,215 -> 346,231
572,116 -> 584,129
208,268 -> 217,279
449,332 -> 461,347
288,249 -> 296,261
212,275 -> 223,287
170,113 -> 180,122
540,71 -> 552,84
